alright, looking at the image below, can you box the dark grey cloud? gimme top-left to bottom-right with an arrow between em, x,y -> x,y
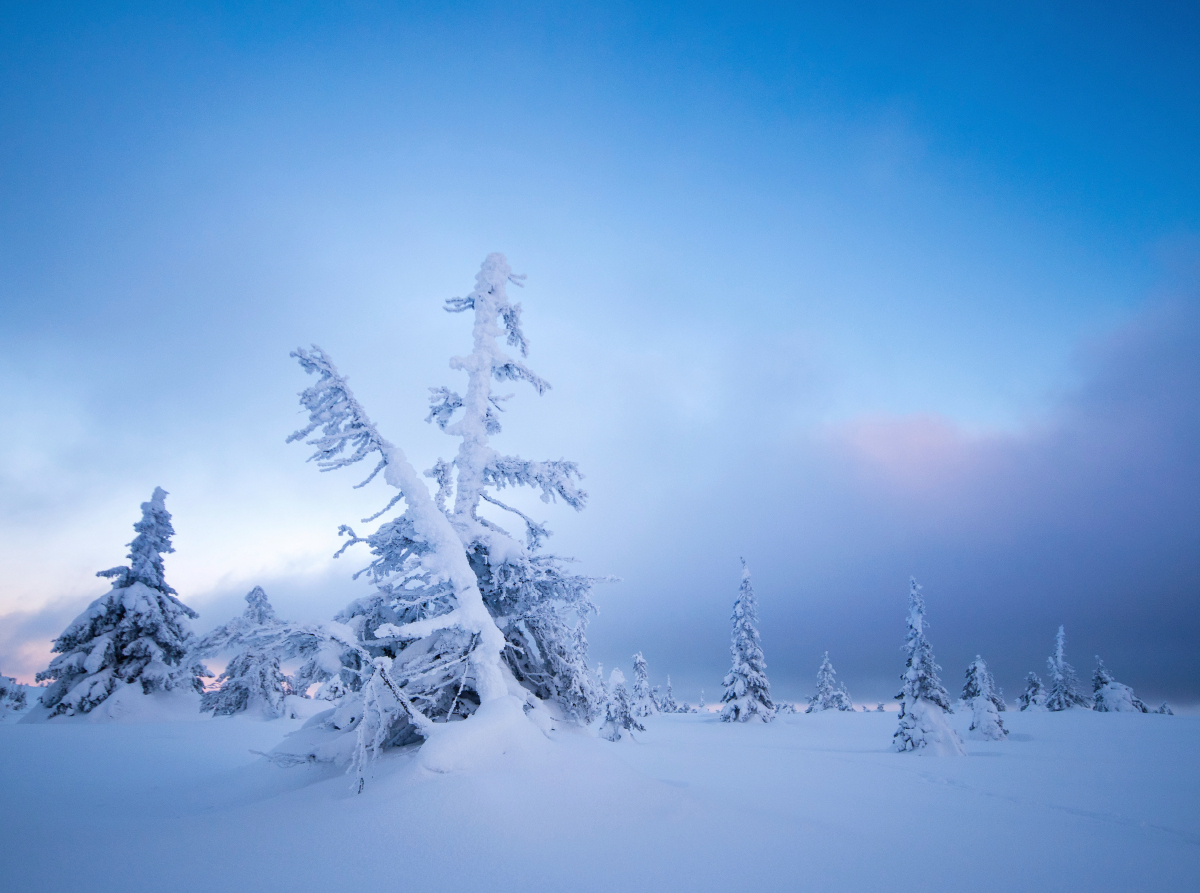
582,297 -> 1200,708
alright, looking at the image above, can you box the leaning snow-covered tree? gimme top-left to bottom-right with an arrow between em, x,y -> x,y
805,652 -> 854,712
962,656 -> 1007,740
1018,671 -> 1045,711
36,488 -> 206,717
285,254 -> 602,775
720,559 -> 774,723
630,652 -> 657,718
893,578 -> 963,755
1044,626 -> 1090,711
1091,657 -> 1148,713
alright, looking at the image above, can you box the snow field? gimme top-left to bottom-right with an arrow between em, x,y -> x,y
0,705 -> 1194,893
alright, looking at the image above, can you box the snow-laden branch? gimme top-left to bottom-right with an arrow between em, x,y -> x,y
484,455 -> 587,509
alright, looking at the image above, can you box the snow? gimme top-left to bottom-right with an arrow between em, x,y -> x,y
1,706 -> 1195,892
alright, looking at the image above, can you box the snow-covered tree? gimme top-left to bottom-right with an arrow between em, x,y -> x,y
893,578 -> 963,754
284,256 -> 605,778
37,488 -> 206,717
1091,657 -> 1148,713
0,675 -> 27,717
599,668 -> 643,742
775,701 -> 798,715
962,655 -> 1006,713
201,651 -> 290,718
630,652 -> 657,718
720,559 -> 774,723
1018,672 -> 1045,711
659,676 -> 680,714
1044,626 -> 1090,711
805,652 -> 854,712
962,656 -> 1007,740
1155,702 -> 1173,715
875,702 -> 886,712
193,586 -> 363,709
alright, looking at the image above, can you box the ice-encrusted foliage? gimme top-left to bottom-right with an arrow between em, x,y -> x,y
1044,626 -> 1091,711
631,652 -> 657,718
201,651 -> 289,718
805,652 -> 854,712
599,668 -> 643,742
37,489 -> 206,717
1155,702 -> 1174,715
963,656 -> 1007,740
894,578 -> 962,754
1018,672 -> 1045,711
0,675 -> 27,717
1091,657 -> 1148,713
720,560 -> 774,723
285,255 -> 602,778
194,586 -> 364,703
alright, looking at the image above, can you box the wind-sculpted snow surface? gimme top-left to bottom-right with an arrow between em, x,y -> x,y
0,709 -> 1195,893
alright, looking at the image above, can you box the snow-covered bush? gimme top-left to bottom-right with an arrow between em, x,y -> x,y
0,675 -> 27,717
1018,672 -> 1045,711
963,656 -> 1007,740
875,702 -> 886,712
599,668 -> 643,742
1044,626 -> 1091,711
284,255 -> 603,775
1091,657 -> 1148,713
775,701 -> 798,715
805,652 -> 854,712
36,488 -> 206,717
630,652 -> 658,718
1155,702 -> 1173,715
893,578 -> 963,755
720,560 -> 774,723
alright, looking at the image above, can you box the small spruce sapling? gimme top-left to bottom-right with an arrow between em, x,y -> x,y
720,559 -> 775,723
805,652 -> 854,712
0,675 -> 27,717
1091,657 -> 1148,713
1044,626 -> 1091,711
201,651 -> 290,718
36,488 -> 206,716
893,578 -> 964,755
1155,702 -> 1173,715
631,652 -> 658,718
1018,672 -> 1045,711
599,668 -> 643,742
962,656 -> 1007,740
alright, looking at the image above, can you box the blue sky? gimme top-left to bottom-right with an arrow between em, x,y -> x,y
2,3 -> 1198,702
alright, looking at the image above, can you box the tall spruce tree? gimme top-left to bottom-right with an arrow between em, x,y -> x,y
893,578 -> 963,754
37,488 -> 205,716
1044,626 -> 1091,711
660,676 -> 680,714
720,559 -> 774,723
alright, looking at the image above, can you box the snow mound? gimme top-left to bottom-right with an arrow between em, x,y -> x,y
22,683 -> 204,724
418,695 -> 549,774
901,698 -> 967,756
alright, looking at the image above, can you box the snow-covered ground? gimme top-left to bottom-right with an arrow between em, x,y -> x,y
1,703 -> 1195,892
